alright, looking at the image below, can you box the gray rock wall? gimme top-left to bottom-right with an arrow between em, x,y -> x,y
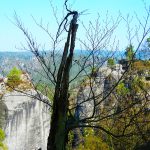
73,67 -> 123,147
3,90 -> 50,150
0,98 -> 8,128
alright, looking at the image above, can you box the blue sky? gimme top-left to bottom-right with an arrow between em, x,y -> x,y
0,0 -> 150,51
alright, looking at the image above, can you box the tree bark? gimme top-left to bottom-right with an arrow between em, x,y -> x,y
47,12 -> 78,150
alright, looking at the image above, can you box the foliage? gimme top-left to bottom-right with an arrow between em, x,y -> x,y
7,67 -> 22,88
133,60 -> 150,71
107,58 -> 115,68
131,77 -> 143,92
96,103 -> 150,150
147,37 -> 150,43
66,131 -> 74,150
101,74 -> 150,149
147,37 -> 150,46
111,110 -> 150,150
77,128 -> 109,150
125,44 -> 134,60
116,82 -> 129,96
0,129 -> 5,142
90,67 -> 98,77
0,129 -> 7,150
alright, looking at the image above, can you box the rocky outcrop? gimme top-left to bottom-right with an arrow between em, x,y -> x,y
2,90 -> 50,150
72,66 -> 123,147
74,75 -> 105,120
74,66 -> 123,119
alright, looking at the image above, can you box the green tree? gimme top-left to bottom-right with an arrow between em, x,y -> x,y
125,44 -> 135,61
116,82 -> 129,96
107,58 -> 115,68
147,37 -> 150,45
7,67 -> 22,88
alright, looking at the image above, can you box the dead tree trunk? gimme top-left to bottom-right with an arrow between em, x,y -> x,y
47,11 -> 78,150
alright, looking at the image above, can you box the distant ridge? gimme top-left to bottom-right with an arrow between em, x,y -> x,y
0,49 -> 148,60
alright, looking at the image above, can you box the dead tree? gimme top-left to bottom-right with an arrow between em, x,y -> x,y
14,1 -> 150,150
47,9 -> 79,150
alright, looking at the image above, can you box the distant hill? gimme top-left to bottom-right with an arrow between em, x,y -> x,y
0,51 -> 33,60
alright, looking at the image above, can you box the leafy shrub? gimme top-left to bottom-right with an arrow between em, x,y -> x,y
107,58 -> 115,68
7,67 -> 22,88
0,128 -> 7,150
77,128 -> 109,150
125,44 -> 134,60
116,82 -> 129,96
0,129 -> 5,142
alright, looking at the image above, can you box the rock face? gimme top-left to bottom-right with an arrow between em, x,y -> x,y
75,76 -> 105,120
0,98 -> 8,128
75,66 -> 123,119
2,90 -> 50,150
72,66 -> 123,147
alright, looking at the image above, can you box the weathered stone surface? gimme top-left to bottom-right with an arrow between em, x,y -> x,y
74,67 -> 120,119
2,90 -> 50,150
0,97 -> 8,128
73,66 -> 123,146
